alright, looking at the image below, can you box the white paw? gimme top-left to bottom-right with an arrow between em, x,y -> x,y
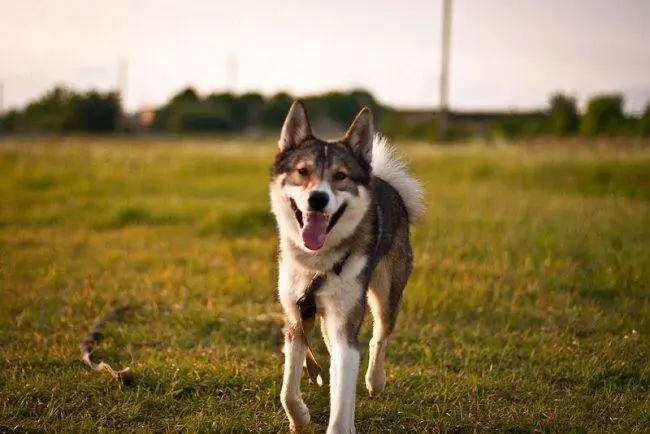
326,422 -> 356,434
365,368 -> 386,397
282,397 -> 311,430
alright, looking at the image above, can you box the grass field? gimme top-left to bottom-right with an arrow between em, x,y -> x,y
1,138 -> 649,432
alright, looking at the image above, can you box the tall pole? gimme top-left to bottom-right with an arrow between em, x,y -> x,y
0,80 -> 4,116
439,0 -> 452,143
117,57 -> 128,132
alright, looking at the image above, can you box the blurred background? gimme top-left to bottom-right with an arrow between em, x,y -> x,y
1,0 -> 649,142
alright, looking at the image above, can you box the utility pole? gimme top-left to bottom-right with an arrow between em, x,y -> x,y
439,0 -> 453,143
116,57 -> 128,132
0,80 -> 4,134
0,79 -> 4,116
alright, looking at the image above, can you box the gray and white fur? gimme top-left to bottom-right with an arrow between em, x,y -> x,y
269,101 -> 424,433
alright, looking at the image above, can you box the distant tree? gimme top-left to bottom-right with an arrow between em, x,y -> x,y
349,89 -> 378,109
298,89 -> 383,130
204,92 -> 238,127
17,86 -> 81,132
305,91 -> 357,126
1,86 -> 121,134
260,92 -> 293,128
154,88 -> 268,133
74,91 -> 120,132
519,118 -> 550,138
378,110 -> 410,139
581,94 -> 625,136
170,87 -> 200,105
153,87 -> 202,132
0,109 -> 20,133
205,92 -> 265,130
376,109 -> 442,142
166,104 -> 234,133
489,115 -> 525,140
549,93 -> 579,136
405,120 -> 438,141
349,89 -> 383,122
234,92 -> 265,128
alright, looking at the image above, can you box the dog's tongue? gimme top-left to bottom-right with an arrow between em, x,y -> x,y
301,213 -> 328,250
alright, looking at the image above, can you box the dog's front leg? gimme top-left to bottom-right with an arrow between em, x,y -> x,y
281,322 -> 311,431
323,307 -> 363,434
278,263 -> 313,432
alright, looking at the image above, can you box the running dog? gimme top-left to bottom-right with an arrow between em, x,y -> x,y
269,101 -> 424,433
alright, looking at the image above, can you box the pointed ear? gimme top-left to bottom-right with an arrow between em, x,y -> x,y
278,100 -> 312,151
343,107 -> 374,165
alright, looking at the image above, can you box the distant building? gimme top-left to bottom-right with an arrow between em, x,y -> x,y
124,108 -> 156,133
391,108 -> 547,138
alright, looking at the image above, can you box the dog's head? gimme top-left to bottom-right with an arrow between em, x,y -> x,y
270,101 -> 374,252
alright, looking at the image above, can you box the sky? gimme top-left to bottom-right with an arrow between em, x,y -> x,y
1,0 -> 649,113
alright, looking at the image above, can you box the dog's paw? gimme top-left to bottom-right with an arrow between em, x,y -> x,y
365,368 -> 386,397
326,422 -> 356,434
289,411 -> 311,433
283,397 -> 311,431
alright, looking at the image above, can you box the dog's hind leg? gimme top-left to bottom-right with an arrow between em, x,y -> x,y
366,245 -> 412,397
366,261 -> 392,397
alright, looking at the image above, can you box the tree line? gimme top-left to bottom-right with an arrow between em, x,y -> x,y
1,85 -> 649,140
150,87 -> 381,134
0,87 -> 120,134
487,94 -> 650,139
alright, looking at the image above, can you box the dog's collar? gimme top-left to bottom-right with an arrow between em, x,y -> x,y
296,251 -> 351,322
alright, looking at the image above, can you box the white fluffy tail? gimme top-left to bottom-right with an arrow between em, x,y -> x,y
371,134 -> 425,222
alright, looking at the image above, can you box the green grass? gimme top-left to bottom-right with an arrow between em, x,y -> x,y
1,138 -> 649,432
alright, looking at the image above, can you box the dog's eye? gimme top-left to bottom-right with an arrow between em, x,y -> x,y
333,171 -> 348,181
297,167 -> 310,177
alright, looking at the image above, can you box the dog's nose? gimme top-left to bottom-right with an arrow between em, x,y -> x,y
308,191 -> 329,211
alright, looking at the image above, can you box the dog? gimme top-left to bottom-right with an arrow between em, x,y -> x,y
269,100 -> 424,433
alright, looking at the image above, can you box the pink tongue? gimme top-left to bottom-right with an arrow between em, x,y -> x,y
301,213 -> 328,250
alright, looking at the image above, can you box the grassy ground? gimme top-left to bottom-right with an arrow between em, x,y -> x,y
1,138 -> 649,432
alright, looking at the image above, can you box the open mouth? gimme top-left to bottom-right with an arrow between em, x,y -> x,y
289,198 -> 347,251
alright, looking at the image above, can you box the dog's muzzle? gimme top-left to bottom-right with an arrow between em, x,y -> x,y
289,198 -> 347,250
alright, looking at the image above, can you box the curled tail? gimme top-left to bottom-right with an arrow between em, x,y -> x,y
371,134 -> 425,223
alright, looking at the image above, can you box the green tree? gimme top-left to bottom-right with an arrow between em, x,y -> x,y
165,100 -> 235,133
205,92 -> 265,130
581,94 -> 625,136
153,87 -> 201,131
489,115 -> 525,140
549,93 -> 579,136
170,87 -> 200,105
0,109 -> 20,133
18,86 -> 80,132
74,91 -> 120,132
260,92 -> 293,128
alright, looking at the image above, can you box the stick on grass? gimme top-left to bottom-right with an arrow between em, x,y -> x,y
80,305 -> 135,385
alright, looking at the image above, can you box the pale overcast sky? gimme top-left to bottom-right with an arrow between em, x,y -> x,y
1,0 -> 649,112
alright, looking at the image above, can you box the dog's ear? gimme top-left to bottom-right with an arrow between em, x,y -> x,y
343,107 -> 374,166
279,100 -> 312,151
